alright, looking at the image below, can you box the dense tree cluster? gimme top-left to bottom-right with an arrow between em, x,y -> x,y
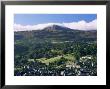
14,41 -> 97,76
15,57 -> 97,76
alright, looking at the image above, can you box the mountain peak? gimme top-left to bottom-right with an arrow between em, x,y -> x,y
42,24 -> 72,31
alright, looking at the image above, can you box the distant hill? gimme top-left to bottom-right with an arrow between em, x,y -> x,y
14,25 -> 97,44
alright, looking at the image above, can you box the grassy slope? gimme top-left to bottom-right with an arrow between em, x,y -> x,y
28,54 -> 75,66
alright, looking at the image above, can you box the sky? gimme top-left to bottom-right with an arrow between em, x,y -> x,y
14,14 -> 97,31
14,14 -> 96,25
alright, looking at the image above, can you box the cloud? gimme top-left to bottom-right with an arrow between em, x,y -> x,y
63,19 -> 97,30
14,23 -> 62,31
14,19 -> 97,31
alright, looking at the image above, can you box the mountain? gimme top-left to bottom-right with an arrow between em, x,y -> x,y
42,24 -> 73,31
14,25 -> 97,44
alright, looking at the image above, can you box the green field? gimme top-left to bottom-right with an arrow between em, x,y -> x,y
34,54 -> 75,65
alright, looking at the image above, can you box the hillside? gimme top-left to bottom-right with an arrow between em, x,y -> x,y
14,25 -> 97,76
15,25 -> 96,44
